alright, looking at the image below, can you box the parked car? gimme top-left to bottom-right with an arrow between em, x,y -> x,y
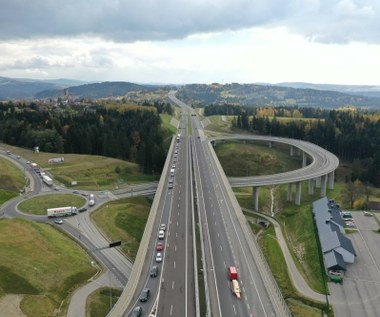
139,288 -> 150,302
364,211 -> 373,216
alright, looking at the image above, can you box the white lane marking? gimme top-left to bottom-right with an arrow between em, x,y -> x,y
175,245 -> 177,252
170,304 -> 173,316
233,304 -> 236,315
174,261 -> 176,269
172,280 -> 175,289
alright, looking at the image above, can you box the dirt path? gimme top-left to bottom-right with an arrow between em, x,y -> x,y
0,295 -> 28,317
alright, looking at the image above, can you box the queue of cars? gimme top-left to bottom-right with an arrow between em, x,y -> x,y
131,139 -> 177,316
131,222 -> 167,316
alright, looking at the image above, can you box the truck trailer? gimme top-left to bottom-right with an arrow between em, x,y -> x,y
42,175 -> 53,186
231,279 -> 241,299
47,206 -> 78,218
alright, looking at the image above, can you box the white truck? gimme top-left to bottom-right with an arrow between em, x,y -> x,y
47,206 -> 78,218
88,199 -> 95,207
42,175 -> 53,186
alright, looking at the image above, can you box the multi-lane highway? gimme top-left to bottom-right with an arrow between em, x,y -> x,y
1,90 -> 340,317
170,92 -> 291,316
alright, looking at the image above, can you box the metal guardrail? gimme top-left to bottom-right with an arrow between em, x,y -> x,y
106,137 -> 175,317
206,141 -> 293,317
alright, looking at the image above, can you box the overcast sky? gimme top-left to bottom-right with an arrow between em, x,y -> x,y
1,0 -> 379,85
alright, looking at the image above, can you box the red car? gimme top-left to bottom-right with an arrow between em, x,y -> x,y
156,242 -> 164,251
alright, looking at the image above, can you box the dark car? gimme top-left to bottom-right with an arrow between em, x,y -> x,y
78,207 -> 87,213
130,306 -> 142,317
139,288 -> 150,302
150,265 -> 159,277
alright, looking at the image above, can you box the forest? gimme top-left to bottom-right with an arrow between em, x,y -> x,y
220,105 -> 380,186
0,100 -> 172,173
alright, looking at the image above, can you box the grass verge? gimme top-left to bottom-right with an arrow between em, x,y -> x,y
86,287 -> 122,317
18,194 -> 86,215
0,156 -> 26,191
251,221 -> 333,317
91,196 -> 152,260
0,218 -> 98,317
214,140 -> 301,177
1,144 -> 152,190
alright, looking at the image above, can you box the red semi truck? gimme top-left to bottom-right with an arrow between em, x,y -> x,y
228,266 -> 239,280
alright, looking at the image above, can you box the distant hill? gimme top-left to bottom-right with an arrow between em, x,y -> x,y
176,83 -> 380,108
2,76 -> 380,108
36,81 -> 161,99
0,77 -> 88,100
275,82 -> 380,98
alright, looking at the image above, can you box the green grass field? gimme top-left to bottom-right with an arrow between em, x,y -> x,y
214,140 -> 302,177
1,144 -> 153,190
205,115 -> 234,133
18,194 -> 86,215
86,287 -> 122,317
0,156 -> 25,191
91,196 -> 152,259
0,218 -> 98,317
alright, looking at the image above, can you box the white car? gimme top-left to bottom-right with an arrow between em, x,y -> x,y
155,252 -> 163,263
158,230 -> 165,239
54,219 -> 63,224
364,211 -> 373,216
160,224 -> 167,231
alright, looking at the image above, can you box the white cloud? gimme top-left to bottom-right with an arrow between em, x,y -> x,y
0,1 -> 379,84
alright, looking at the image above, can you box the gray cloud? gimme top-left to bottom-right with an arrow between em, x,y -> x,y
0,0 -> 379,44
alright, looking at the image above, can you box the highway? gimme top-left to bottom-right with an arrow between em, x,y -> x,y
170,92 -> 290,316
156,115 -> 196,317
1,90 -> 340,317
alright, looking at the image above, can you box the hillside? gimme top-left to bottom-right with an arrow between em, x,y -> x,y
35,81 -> 163,99
176,83 -> 380,108
0,77 -> 86,100
275,82 -> 380,98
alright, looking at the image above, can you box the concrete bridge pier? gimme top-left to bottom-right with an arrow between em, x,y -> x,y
252,186 -> 260,211
320,174 -> 327,197
328,171 -> 335,189
295,182 -> 302,205
302,152 -> 307,167
268,141 -> 273,148
290,145 -> 294,156
287,183 -> 293,201
315,177 -> 321,188
308,179 -> 314,195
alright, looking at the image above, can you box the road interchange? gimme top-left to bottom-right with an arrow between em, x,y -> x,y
0,91 -> 340,317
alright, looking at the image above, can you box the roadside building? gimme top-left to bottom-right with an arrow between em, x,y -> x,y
312,197 -> 356,275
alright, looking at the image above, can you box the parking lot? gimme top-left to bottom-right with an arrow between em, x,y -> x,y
329,211 -> 380,317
